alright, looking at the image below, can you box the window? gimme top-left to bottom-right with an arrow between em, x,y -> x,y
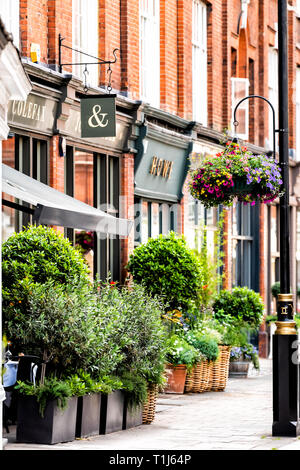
72,0 -> 99,87
296,67 -> 300,161
268,47 -> 279,153
0,0 -> 19,48
232,203 -> 259,290
192,0 -> 207,125
2,134 -> 48,239
65,148 -> 121,281
231,77 -> 249,140
139,0 -> 160,107
134,198 -> 177,245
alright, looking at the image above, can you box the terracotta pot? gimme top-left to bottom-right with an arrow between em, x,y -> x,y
164,364 -> 187,394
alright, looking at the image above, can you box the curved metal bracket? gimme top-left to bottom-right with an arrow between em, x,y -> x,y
233,94 -> 277,160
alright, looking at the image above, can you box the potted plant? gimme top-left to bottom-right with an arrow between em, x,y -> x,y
185,330 -> 220,393
229,343 -> 260,378
189,141 -> 283,208
164,334 -> 201,394
126,232 -> 203,314
15,377 -> 78,445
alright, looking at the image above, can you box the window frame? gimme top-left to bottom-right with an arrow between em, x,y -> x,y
231,77 -> 250,141
192,0 -> 208,126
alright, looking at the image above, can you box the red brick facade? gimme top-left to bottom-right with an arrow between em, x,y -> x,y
2,1 -> 300,357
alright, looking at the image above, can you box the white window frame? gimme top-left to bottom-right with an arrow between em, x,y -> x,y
268,47 -> 279,152
231,77 -> 250,141
139,0 -> 160,108
72,0 -> 99,87
192,0 -> 208,126
296,67 -> 300,161
0,0 -> 20,48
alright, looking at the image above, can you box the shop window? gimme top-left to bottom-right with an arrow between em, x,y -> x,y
2,134 -> 48,239
66,147 -> 120,281
231,77 -> 249,140
72,0 -> 99,87
134,198 -> 177,244
139,0 -> 160,107
0,0 -> 20,48
192,0 -> 207,126
232,202 -> 259,290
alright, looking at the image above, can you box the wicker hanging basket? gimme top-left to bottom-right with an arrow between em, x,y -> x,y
142,383 -> 158,424
206,345 -> 231,392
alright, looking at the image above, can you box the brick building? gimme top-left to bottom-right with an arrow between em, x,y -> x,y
1,0 -> 300,356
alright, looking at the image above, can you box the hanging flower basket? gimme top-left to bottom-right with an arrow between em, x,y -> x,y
189,141 -> 283,208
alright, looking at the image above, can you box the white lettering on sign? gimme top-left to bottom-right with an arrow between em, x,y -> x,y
12,100 -> 46,122
149,156 -> 174,179
88,105 -> 109,128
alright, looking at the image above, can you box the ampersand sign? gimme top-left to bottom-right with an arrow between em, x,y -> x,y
81,95 -> 116,138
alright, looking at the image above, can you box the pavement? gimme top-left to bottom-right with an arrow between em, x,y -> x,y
3,359 -> 300,451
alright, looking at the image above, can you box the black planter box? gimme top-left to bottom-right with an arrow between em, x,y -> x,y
16,396 -> 78,444
100,390 -> 124,434
76,393 -> 101,438
123,400 -> 143,430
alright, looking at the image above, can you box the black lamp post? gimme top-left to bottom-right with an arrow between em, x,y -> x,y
232,0 -> 299,437
272,0 -> 299,437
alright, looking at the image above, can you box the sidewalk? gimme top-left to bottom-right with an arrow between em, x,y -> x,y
3,359 -> 300,451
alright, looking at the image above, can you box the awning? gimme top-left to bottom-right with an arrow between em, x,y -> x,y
2,164 -> 133,237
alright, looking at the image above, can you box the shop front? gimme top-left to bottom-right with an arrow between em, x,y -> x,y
133,120 -> 192,245
1,65 -> 134,283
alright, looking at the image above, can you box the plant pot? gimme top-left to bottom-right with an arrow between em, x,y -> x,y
229,360 -> 250,378
123,399 -> 143,430
16,395 -> 78,444
76,393 -> 101,438
100,390 -> 124,434
164,364 -> 187,394
207,345 -> 231,392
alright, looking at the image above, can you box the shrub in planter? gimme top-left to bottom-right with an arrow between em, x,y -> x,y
185,331 -> 219,363
213,286 -> 264,330
126,232 -> 203,312
229,343 -> 260,378
2,225 -> 90,356
15,377 -> 78,444
164,335 -> 203,394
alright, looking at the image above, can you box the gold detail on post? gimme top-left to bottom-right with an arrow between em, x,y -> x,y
274,321 -> 297,335
278,293 -> 293,302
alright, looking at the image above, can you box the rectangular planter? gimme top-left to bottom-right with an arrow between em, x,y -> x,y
76,393 -> 101,438
123,399 -> 143,430
16,395 -> 78,445
100,390 -> 124,434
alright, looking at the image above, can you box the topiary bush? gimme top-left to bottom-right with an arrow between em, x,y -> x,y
126,231 -> 203,312
213,286 -> 264,329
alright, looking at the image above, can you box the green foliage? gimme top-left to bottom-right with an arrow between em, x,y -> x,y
185,331 -> 219,362
166,334 -> 203,370
2,225 -> 90,348
126,232 -> 203,312
15,377 -> 73,418
271,282 -> 281,298
96,281 -> 168,386
213,286 -> 264,329
119,371 -> 148,411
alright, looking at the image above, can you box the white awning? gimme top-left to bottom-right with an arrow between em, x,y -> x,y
2,164 -> 133,237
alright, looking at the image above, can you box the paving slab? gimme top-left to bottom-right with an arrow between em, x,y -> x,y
3,359 -> 300,451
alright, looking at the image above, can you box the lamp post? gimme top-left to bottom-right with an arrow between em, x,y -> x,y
272,0 -> 299,437
233,0 -> 299,437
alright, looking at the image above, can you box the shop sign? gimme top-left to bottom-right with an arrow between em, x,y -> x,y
7,94 -> 57,134
80,95 -> 116,138
149,156 -> 174,179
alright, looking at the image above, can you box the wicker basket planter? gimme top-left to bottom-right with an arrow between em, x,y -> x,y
206,345 -> 231,392
142,383 -> 158,425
